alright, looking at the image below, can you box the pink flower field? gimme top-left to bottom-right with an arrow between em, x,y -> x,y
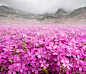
0,24 -> 86,74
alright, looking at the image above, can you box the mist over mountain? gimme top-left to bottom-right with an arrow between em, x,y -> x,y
0,4 -> 86,21
0,5 -> 21,15
0,5 -> 38,19
55,8 -> 68,15
67,7 -> 86,19
1,0 -> 86,14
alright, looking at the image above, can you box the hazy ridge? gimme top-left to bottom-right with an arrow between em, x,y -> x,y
0,5 -> 86,25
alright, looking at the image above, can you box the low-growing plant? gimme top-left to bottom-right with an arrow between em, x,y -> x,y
0,25 -> 86,74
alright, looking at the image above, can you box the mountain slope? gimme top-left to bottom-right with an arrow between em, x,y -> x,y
67,7 -> 86,18
0,5 -> 37,19
0,5 -> 20,15
55,8 -> 68,15
55,8 -> 68,19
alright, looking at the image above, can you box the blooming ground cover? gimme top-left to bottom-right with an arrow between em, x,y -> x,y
0,24 -> 86,74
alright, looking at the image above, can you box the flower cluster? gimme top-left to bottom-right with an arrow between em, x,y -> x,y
0,25 -> 86,74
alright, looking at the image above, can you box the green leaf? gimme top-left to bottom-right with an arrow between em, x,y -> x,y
43,68 -> 48,74
5,32 -> 8,35
1,67 -> 3,71
82,42 -> 86,45
22,41 -> 26,47
31,42 -> 33,45
0,38 -> 1,41
4,67 -> 8,70
17,53 -> 20,57
9,59 -> 13,63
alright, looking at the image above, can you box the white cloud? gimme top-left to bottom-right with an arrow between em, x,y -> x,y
0,0 -> 86,14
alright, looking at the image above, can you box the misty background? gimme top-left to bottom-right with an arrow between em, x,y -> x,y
0,0 -> 86,14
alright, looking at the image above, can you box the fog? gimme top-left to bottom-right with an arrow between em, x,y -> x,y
0,0 -> 86,14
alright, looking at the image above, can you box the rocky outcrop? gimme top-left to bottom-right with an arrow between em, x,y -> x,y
67,7 -> 86,18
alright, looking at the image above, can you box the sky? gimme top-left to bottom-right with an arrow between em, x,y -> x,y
0,0 -> 86,14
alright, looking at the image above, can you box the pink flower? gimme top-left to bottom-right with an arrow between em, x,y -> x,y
0,52 -> 8,59
32,67 -> 41,74
35,48 -> 46,58
23,34 -> 27,38
8,63 -> 20,74
18,63 -> 28,73
40,60 -> 49,69
61,59 -> 72,70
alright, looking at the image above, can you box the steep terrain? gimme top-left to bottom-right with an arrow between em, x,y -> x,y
67,7 -> 86,19
0,5 -> 86,25
0,5 -> 36,19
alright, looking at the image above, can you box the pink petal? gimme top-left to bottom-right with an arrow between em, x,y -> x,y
28,71 -> 31,74
8,65 -> 13,69
20,69 -> 23,73
79,67 -> 82,72
35,70 -> 38,74
41,64 -> 44,67
13,71 -> 16,74
63,64 -> 66,67
8,70 -> 12,74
